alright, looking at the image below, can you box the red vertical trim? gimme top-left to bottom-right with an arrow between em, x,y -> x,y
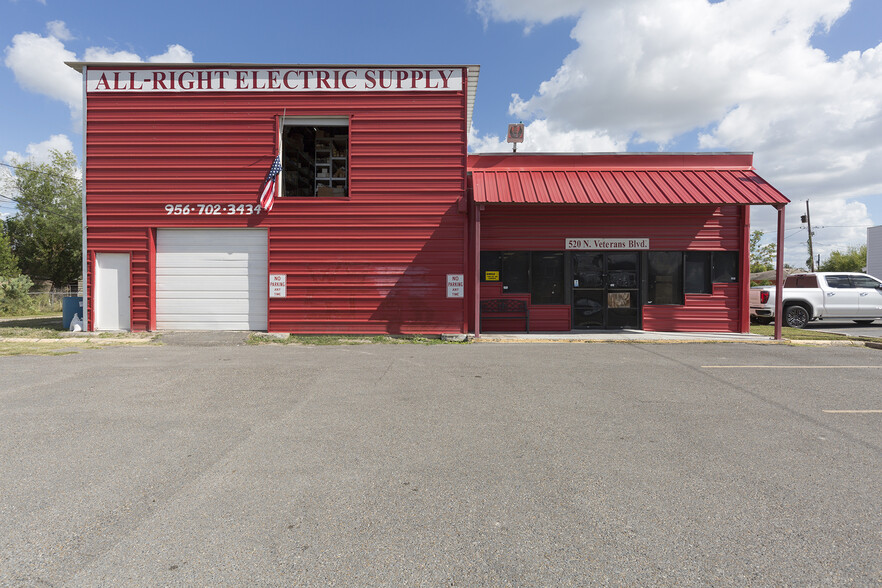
87,250 -> 95,332
127,253 -> 134,331
739,205 -> 751,333
461,68 -> 469,335
465,177 -> 474,333
266,226 -> 272,333
774,204 -> 786,340
474,203 -> 481,338
462,192 -> 469,334
148,228 -> 156,331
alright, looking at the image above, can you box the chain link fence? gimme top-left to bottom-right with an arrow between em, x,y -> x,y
27,283 -> 82,313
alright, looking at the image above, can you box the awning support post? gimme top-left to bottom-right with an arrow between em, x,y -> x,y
473,203 -> 482,339
774,204 -> 785,341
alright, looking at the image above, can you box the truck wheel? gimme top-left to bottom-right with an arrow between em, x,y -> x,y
783,304 -> 810,328
853,320 -> 875,325
751,317 -> 773,325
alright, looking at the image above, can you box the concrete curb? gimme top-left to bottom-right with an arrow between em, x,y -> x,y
474,336 -> 876,346
0,337 -> 156,345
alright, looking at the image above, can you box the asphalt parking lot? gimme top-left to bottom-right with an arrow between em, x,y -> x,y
804,318 -> 882,338
1,341 -> 881,586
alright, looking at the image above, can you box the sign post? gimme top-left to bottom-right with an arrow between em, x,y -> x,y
506,123 -> 524,152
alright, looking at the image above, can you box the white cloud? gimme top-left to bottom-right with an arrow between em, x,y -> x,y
3,32 -> 82,117
471,0 -> 881,260
472,0 -> 585,26
149,44 -> 194,63
46,21 -> 74,41
470,119 -> 625,152
82,47 -> 142,62
4,134 -> 76,167
79,43 -> 194,64
751,198 -> 872,268
4,21 -> 194,126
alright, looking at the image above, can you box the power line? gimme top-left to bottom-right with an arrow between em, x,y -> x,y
0,192 -> 80,224
783,227 -> 806,240
812,225 -> 874,229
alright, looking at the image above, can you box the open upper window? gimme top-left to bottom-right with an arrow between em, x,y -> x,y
281,117 -> 348,198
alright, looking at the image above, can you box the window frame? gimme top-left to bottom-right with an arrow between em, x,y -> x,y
680,251 -> 741,296
684,252 -> 712,294
479,250 -> 565,305
280,116 -> 350,199
824,275 -> 856,289
500,252 -> 530,294
711,251 -> 739,284
646,251 -> 685,305
852,275 -> 882,289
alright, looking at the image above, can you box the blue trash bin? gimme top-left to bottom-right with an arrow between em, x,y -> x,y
62,296 -> 83,329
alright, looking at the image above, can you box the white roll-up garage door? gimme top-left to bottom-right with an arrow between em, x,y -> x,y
156,229 -> 268,330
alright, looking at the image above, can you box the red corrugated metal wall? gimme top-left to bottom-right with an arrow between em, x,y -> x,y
477,203 -> 746,333
85,75 -> 468,333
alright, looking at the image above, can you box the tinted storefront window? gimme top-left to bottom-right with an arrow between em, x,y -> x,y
684,252 -> 712,294
648,252 -> 684,305
501,252 -> 530,293
712,251 -> 738,283
480,251 -> 502,282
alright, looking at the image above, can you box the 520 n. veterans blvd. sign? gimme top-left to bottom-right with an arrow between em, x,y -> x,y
85,68 -> 463,93
566,238 -> 650,250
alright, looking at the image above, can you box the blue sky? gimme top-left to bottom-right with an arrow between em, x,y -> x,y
2,0 -> 881,267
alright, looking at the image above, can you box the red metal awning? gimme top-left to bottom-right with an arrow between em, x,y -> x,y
468,154 -> 789,206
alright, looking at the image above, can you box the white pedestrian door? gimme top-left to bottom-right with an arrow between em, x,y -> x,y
156,229 -> 268,330
95,253 -> 131,331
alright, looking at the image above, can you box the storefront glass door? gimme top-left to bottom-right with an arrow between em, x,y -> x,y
572,252 -> 640,329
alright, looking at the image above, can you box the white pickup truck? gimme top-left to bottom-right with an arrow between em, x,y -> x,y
749,272 -> 882,328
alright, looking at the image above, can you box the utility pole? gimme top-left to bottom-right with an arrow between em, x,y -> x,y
801,200 -> 815,271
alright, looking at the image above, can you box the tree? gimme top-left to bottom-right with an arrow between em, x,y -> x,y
818,245 -> 867,272
749,230 -> 777,273
5,150 -> 82,286
0,224 -> 20,277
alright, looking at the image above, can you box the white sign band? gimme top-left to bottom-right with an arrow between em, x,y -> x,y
86,68 -> 462,93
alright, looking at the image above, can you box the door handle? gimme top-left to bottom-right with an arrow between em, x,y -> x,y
860,292 -> 868,296
827,292 -> 835,296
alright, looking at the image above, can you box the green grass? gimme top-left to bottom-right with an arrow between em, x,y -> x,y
0,341 -> 88,356
0,315 -> 156,342
749,324 -> 882,342
247,334 -> 461,346
0,315 -> 65,338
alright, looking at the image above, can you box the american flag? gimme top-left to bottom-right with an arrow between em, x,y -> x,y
259,155 -> 282,212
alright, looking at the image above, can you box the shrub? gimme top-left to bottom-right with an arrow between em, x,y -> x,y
0,275 -> 37,316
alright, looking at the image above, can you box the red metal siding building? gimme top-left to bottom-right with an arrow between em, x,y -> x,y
74,63 -> 478,334
71,62 -> 788,335
468,154 -> 789,335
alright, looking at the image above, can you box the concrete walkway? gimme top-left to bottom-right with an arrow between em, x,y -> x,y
476,329 -> 773,343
